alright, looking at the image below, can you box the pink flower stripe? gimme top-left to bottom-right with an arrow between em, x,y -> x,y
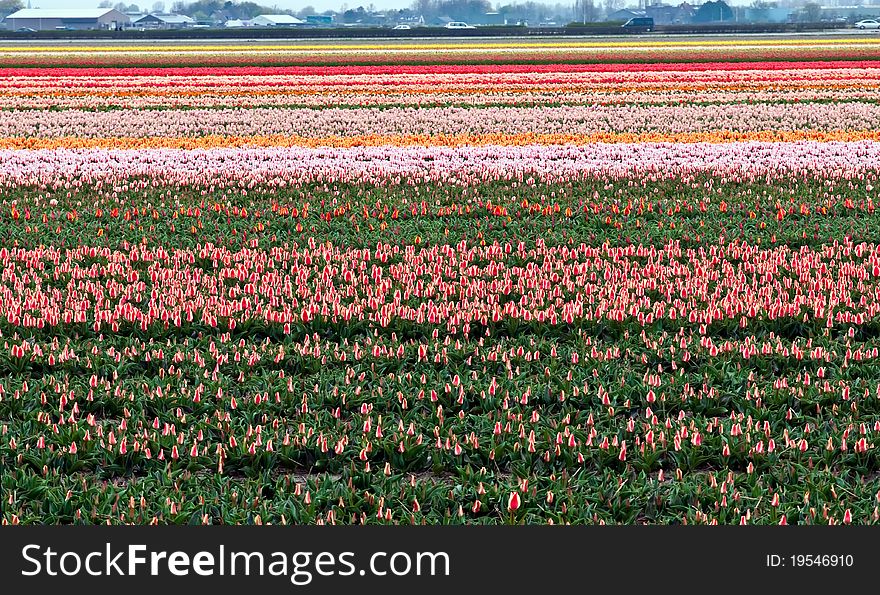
2,239 -> 878,334
1,66 -> 875,109
0,142 -> 878,187
4,67 -> 879,88
2,60 -> 879,78
3,102 -> 879,138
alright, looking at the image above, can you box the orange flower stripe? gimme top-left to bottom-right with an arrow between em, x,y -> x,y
0,83 -> 876,99
3,130 -> 880,149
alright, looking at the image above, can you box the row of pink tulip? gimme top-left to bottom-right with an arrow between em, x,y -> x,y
3,102 -> 878,138
2,239 -> 879,333
4,67 -> 876,87
6,89 -> 876,110
0,142 -> 878,187
0,67 -> 875,109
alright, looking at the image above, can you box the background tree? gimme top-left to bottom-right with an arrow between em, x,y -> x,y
693,0 -> 733,22
0,0 -> 22,18
603,0 -> 624,17
798,2 -> 821,22
574,0 -> 596,22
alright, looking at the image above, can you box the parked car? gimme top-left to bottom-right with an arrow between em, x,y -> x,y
622,17 -> 654,31
445,21 -> 476,29
392,24 -> 411,30
855,19 -> 880,29
15,27 -> 37,32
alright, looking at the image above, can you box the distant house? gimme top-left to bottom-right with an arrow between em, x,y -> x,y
251,14 -> 304,27
482,11 -> 505,25
607,9 -> 646,22
224,19 -> 253,27
645,2 -> 695,24
305,15 -> 334,26
675,2 -> 696,23
745,6 -> 795,23
827,5 -> 880,20
210,10 -> 230,24
5,8 -> 129,31
134,13 -> 196,29
645,4 -> 676,24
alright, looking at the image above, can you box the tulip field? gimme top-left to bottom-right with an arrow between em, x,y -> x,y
4,36 -> 880,526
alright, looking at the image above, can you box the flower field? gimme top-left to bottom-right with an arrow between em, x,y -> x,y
3,37 -> 880,526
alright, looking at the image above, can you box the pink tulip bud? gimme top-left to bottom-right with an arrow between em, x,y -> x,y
507,492 -> 520,512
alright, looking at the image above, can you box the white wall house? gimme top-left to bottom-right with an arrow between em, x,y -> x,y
133,13 -> 196,29
251,15 -> 304,26
6,8 -> 130,31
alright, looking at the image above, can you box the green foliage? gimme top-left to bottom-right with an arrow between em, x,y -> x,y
2,173 -> 880,525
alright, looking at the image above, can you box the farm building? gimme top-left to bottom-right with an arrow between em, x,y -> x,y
133,13 -> 196,29
645,2 -> 697,25
251,15 -> 305,27
607,8 -> 647,21
5,8 -> 129,31
305,15 -> 335,25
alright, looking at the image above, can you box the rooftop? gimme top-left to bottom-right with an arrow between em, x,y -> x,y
135,13 -> 196,23
6,9 -> 120,19
254,14 -> 304,24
